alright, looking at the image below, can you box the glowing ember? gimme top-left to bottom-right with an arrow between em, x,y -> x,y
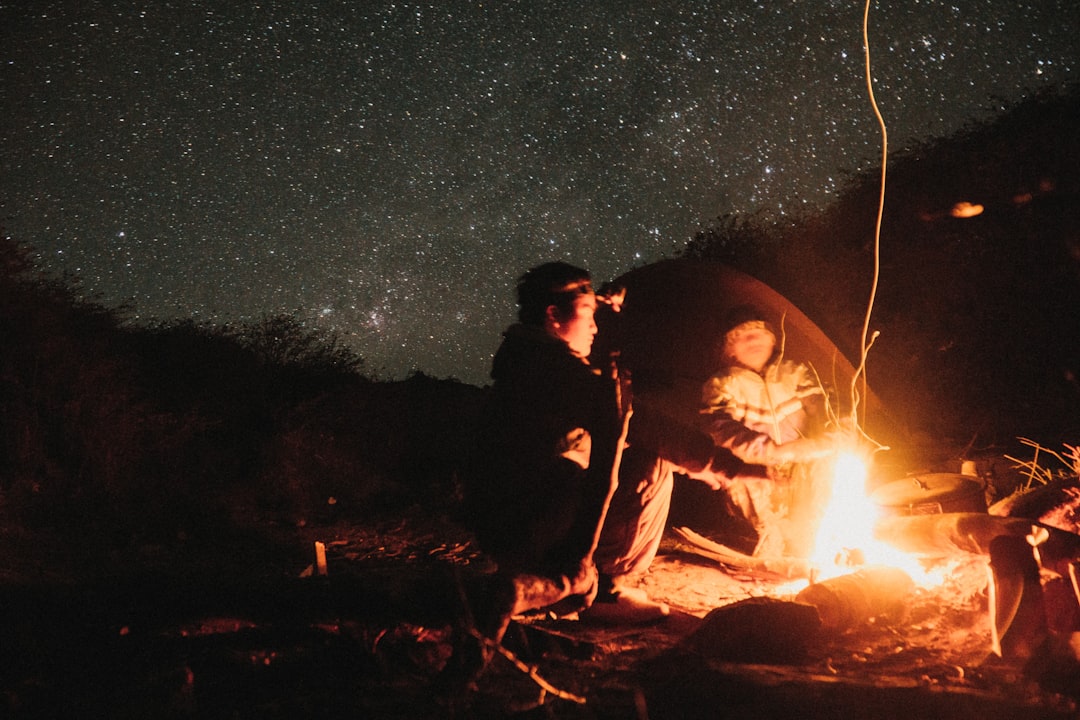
950,200 -> 985,218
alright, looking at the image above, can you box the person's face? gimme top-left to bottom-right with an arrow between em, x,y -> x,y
548,293 -> 598,358
727,326 -> 775,372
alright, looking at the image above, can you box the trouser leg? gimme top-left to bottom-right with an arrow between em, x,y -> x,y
595,454 -> 674,579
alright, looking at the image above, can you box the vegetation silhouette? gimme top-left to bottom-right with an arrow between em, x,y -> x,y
0,235 -> 484,579
683,83 -> 1080,447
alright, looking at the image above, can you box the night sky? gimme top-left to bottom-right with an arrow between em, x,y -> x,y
2,2 -> 1076,386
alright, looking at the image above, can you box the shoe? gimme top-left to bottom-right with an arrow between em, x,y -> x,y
580,586 -> 670,625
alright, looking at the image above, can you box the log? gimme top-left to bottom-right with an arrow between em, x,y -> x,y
873,512 -> 1080,574
989,477 -> 1080,536
795,566 -> 915,633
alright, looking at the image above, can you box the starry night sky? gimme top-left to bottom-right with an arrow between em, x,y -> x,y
2,1 -> 1076,385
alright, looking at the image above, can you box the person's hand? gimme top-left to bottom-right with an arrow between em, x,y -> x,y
737,435 -> 776,465
772,437 -> 834,464
684,465 -> 727,490
636,473 -> 665,504
684,450 -> 766,490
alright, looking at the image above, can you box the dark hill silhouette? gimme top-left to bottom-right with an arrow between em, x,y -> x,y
0,235 -> 484,575
682,84 -> 1080,449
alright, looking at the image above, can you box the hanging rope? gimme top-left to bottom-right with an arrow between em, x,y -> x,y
850,0 -> 888,434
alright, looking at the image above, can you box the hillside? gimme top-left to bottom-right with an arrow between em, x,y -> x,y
0,241 -> 485,582
683,83 -> 1080,449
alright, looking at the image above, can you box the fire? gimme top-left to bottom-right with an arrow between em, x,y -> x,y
804,451 -> 951,588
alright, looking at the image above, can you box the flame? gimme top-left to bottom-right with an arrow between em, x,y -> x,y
802,451 -> 950,589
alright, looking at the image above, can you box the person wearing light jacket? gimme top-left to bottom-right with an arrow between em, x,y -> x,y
700,304 -> 834,558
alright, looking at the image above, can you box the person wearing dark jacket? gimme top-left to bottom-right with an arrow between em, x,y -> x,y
700,304 -> 834,558
468,262 -> 751,633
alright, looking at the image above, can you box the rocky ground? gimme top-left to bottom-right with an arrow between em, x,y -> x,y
3,498 -> 1077,720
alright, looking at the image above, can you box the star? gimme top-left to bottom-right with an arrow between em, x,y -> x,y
0,1 -> 1074,385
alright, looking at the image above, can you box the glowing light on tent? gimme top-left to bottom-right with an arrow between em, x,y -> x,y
950,201 -> 984,218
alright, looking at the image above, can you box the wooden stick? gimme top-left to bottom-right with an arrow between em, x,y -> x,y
469,627 -> 586,705
672,527 -> 814,579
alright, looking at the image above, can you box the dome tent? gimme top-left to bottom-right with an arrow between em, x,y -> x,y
592,258 -> 899,448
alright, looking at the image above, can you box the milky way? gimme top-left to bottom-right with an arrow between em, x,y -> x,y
2,1 -> 1075,385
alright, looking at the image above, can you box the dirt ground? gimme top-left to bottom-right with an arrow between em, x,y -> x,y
463,532 -> 1078,720
1,504 -> 1078,720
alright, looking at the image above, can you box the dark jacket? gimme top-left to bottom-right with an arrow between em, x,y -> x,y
470,323 -> 623,577
470,324 -> 746,578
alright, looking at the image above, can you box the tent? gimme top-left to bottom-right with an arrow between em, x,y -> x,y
593,258 -> 898,446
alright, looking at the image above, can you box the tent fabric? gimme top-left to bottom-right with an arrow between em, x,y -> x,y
593,259 -> 892,442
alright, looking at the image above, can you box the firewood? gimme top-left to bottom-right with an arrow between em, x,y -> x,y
672,526 -> 813,579
794,566 -> 915,632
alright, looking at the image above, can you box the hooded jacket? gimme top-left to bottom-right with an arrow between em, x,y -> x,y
472,323 -> 623,574
700,358 -> 825,464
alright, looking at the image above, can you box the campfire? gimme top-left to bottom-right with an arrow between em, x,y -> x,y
676,442 -> 1080,666
786,450 -> 982,635
804,451 -> 958,588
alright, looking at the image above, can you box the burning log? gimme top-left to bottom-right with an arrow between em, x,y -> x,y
877,512 -> 1080,666
874,512 -> 1080,575
794,566 -> 915,633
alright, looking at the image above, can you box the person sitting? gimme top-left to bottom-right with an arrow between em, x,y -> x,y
466,263 -> 752,639
700,304 -> 833,558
